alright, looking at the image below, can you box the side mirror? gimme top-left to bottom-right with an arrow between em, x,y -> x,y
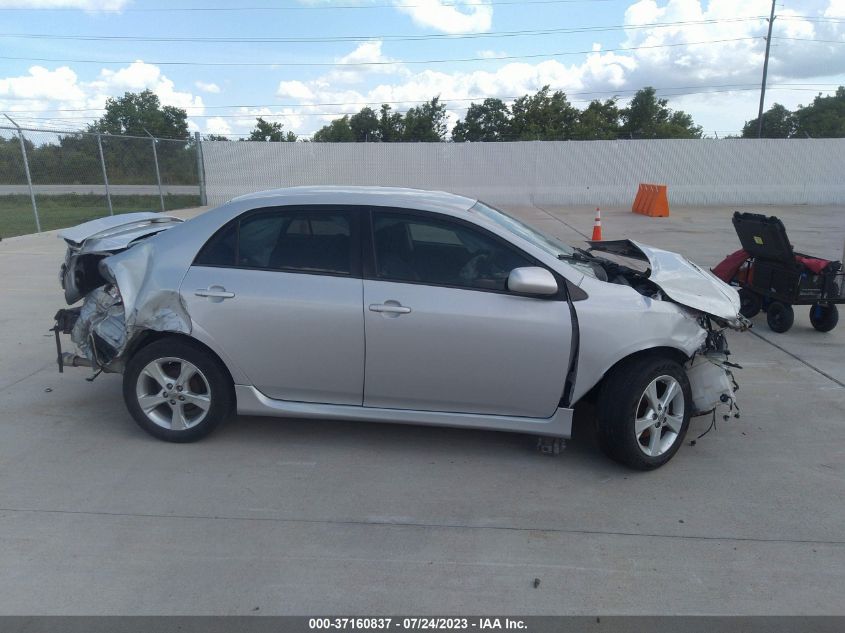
508,267 -> 559,296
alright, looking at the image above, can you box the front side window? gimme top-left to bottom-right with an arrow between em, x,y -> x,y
372,211 -> 532,291
195,207 -> 354,275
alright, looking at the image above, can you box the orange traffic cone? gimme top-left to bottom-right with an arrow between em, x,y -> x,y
591,207 -> 602,241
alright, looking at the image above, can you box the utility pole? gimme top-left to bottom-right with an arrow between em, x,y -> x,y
756,0 -> 777,138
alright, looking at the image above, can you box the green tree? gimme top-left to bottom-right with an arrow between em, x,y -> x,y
249,117 -> 296,142
402,97 -> 448,142
510,86 -> 578,141
378,104 -> 404,142
92,89 -> 189,139
312,116 -> 355,142
793,87 -> 845,138
205,134 -> 230,141
452,98 -> 511,142
741,103 -> 795,138
350,107 -> 380,142
620,87 -> 702,139
573,98 -> 621,140
0,136 -> 29,184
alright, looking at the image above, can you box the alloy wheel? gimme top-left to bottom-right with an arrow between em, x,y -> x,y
634,375 -> 685,457
135,357 -> 212,431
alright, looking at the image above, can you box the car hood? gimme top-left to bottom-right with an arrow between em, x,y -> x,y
58,212 -> 183,254
588,239 -> 743,323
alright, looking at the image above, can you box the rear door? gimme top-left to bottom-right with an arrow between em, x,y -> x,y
362,208 -> 572,418
181,205 -> 365,405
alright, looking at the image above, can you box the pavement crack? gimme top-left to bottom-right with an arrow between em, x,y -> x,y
1,506 -> 843,547
750,330 -> 845,389
0,362 -> 53,394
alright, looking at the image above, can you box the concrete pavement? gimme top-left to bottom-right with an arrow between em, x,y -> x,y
0,203 -> 843,614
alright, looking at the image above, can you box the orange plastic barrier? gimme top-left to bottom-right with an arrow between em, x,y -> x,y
632,183 -> 670,217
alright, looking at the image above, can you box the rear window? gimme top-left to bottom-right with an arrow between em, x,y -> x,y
194,207 -> 355,275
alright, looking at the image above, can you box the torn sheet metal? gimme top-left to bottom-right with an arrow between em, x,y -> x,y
588,239 -> 743,324
71,240 -> 192,370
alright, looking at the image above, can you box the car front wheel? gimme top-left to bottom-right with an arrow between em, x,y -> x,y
123,338 -> 233,442
596,355 -> 692,470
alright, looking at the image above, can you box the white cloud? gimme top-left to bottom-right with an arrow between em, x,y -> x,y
278,80 -> 315,100
0,0 -> 128,9
205,117 -> 233,136
88,61 -> 205,113
477,50 -> 507,59
825,0 -> 845,17
0,66 -> 85,102
394,0 -> 493,34
274,0 -> 845,137
0,61 -> 205,133
323,41 -> 407,85
195,81 -> 221,94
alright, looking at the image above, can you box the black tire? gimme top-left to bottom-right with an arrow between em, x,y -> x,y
810,303 -> 839,333
738,288 -> 761,318
766,302 -> 794,333
123,338 -> 233,442
596,355 -> 692,470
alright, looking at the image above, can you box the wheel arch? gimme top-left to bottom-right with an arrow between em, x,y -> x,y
125,330 -> 238,402
575,345 -> 691,405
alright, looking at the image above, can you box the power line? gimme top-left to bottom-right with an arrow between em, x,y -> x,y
0,0 -> 622,12
0,16 -> 767,44
0,36 -> 765,67
773,36 -> 845,44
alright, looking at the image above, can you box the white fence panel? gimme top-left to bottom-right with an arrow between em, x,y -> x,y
203,139 -> 845,207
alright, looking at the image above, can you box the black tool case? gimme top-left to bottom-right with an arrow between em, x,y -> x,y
728,212 -> 842,333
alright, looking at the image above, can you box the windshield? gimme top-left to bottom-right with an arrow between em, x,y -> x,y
470,201 -> 576,258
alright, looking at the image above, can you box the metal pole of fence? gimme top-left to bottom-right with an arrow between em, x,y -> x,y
144,128 -> 166,213
194,131 -> 207,206
4,114 -> 41,232
96,132 -> 114,216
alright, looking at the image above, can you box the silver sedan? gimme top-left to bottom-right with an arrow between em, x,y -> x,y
54,187 -> 745,469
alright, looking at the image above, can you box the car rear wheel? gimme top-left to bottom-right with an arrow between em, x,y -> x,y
596,355 -> 691,470
810,303 -> 839,332
123,338 -> 233,442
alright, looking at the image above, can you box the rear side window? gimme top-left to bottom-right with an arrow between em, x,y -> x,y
194,207 -> 356,275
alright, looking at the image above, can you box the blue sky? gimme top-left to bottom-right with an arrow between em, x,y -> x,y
1,0 -> 844,138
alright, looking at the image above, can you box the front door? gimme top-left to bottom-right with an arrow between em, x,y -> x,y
363,209 -> 572,418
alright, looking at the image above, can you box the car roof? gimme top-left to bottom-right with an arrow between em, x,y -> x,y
230,186 -> 478,216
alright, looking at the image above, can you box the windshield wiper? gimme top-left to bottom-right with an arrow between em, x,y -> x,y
558,248 -> 593,262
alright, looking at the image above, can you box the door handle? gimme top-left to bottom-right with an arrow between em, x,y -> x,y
195,286 -> 235,300
369,303 -> 411,314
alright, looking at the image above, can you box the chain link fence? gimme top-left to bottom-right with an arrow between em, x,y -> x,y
0,123 -> 205,238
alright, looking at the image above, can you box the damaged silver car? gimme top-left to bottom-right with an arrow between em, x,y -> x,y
53,187 -> 746,469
